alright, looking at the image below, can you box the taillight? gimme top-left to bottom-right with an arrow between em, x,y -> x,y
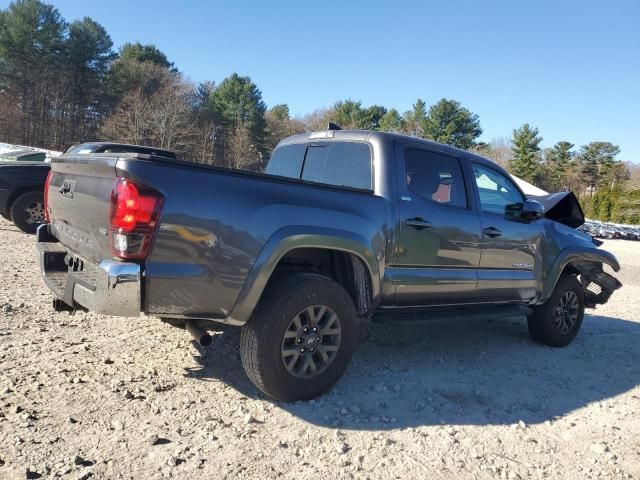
109,178 -> 163,260
44,169 -> 53,223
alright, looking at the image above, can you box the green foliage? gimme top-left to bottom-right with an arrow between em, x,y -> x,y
422,98 -> 482,150
265,103 -> 305,151
194,80 -> 215,110
66,17 -> 114,136
118,42 -> 174,70
0,0 -> 636,189
509,123 -> 542,183
329,100 -> 387,130
609,188 -> 640,224
378,108 -> 404,132
361,105 -> 387,130
579,142 -> 621,189
204,73 -> 268,160
402,99 -> 427,136
543,141 -> 574,190
269,104 -> 290,121
0,0 -> 66,81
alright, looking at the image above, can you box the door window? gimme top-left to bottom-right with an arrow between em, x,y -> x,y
472,164 -> 524,215
404,148 -> 467,208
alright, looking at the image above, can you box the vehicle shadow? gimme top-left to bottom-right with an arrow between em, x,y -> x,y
185,312 -> 640,430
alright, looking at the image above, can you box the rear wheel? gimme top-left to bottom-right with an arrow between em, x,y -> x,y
240,273 -> 358,401
528,275 -> 585,347
10,191 -> 45,234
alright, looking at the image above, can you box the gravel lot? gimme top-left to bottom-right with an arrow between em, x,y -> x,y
1,216 -> 639,480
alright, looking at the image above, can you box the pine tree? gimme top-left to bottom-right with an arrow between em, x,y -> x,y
402,99 -> 427,137
509,124 -> 542,183
545,141 -> 574,190
205,73 -> 268,160
422,98 -> 482,150
578,142 -> 621,191
378,108 -> 404,132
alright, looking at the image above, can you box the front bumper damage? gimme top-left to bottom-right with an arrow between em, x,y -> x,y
573,261 -> 622,308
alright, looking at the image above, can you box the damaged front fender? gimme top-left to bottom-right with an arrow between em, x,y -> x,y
540,247 -> 622,308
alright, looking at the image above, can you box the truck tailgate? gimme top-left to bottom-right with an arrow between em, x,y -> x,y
47,156 -> 118,263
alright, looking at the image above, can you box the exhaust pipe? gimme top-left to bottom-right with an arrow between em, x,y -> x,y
185,320 -> 213,347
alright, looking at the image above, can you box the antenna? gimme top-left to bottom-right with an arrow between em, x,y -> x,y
327,122 -> 342,131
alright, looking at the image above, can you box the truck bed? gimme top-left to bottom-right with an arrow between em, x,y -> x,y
45,153 -> 388,319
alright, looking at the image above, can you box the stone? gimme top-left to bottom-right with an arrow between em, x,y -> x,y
335,442 -> 349,454
590,443 -> 609,455
243,414 -> 256,424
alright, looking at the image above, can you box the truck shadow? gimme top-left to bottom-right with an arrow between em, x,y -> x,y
185,313 -> 640,430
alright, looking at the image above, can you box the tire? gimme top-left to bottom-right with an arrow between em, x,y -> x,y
240,273 -> 359,402
10,191 -> 45,234
528,275 -> 585,347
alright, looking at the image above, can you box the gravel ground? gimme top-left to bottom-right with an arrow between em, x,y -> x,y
1,216 -> 639,480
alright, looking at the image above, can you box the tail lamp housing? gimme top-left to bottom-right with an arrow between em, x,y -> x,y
109,178 -> 163,259
44,169 -> 53,223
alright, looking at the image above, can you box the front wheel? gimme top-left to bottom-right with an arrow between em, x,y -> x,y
240,273 -> 359,401
528,275 -> 585,347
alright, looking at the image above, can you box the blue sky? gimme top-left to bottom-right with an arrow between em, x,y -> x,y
4,0 -> 639,160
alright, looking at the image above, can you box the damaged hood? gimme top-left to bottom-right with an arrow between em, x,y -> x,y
529,191 -> 585,228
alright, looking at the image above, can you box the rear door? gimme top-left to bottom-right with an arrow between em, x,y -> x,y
470,162 -> 545,302
392,143 -> 482,305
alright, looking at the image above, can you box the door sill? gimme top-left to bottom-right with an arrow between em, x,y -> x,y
372,304 -> 531,325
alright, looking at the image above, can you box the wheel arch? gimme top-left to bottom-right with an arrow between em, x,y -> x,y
538,246 -> 621,305
227,226 -> 382,325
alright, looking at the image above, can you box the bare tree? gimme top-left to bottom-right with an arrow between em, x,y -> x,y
100,71 -> 201,158
227,123 -> 260,170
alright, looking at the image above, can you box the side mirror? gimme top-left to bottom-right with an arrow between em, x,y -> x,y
522,199 -> 545,221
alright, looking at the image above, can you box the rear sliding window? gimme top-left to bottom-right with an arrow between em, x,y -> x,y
266,142 -> 372,190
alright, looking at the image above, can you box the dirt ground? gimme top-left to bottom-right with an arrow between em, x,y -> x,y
1,216 -> 639,480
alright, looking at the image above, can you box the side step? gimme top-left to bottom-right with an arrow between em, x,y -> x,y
372,304 -> 532,325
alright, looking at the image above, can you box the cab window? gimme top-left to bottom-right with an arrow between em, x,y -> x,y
403,148 -> 467,208
472,163 -> 524,215
267,142 -> 372,190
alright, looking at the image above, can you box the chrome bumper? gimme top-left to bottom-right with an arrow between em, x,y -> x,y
36,225 -> 141,317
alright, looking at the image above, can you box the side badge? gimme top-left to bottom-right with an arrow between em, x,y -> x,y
513,263 -> 533,270
400,196 -> 412,202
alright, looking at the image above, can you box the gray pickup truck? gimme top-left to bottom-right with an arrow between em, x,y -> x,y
36,129 -> 621,401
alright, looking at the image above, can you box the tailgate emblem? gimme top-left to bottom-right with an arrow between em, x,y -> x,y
59,180 -> 75,199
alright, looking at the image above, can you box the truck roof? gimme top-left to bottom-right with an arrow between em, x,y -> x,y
278,129 -> 498,169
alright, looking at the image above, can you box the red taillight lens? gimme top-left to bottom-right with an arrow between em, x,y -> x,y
109,178 -> 163,259
44,169 -> 53,223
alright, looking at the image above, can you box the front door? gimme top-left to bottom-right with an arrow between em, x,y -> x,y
470,162 -> 545,302
392,144 -> 482,305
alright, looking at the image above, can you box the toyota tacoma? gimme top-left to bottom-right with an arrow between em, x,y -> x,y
36,129 -> 622,401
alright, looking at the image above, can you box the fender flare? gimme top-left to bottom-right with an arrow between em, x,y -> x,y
227,225 -> 381,325
538,246 -> 620,304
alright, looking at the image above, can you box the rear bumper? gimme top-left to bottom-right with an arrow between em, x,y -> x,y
36,224 -> 141,317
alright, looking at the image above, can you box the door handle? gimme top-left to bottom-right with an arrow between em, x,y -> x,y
482,226 -> 502,238
406,218 -> 432,230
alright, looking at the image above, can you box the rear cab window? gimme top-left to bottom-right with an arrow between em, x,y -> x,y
266,141 -> 372,190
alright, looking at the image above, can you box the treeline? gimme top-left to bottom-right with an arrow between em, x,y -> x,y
1,0 -> 639,222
